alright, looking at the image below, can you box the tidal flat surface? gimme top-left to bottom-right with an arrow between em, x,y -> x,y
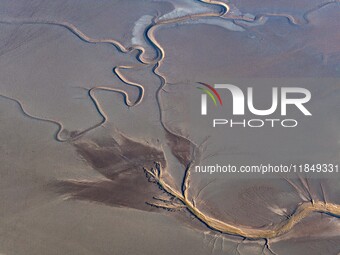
0,0 -> 340,254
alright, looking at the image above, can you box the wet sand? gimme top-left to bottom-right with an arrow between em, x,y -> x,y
1,0 -> 340,254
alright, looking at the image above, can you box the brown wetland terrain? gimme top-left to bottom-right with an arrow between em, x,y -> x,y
0,0 -> 340,254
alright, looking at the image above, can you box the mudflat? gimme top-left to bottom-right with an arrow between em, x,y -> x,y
1,1 -> 340,254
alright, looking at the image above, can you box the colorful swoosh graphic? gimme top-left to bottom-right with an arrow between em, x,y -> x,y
197,82 -> 223,106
